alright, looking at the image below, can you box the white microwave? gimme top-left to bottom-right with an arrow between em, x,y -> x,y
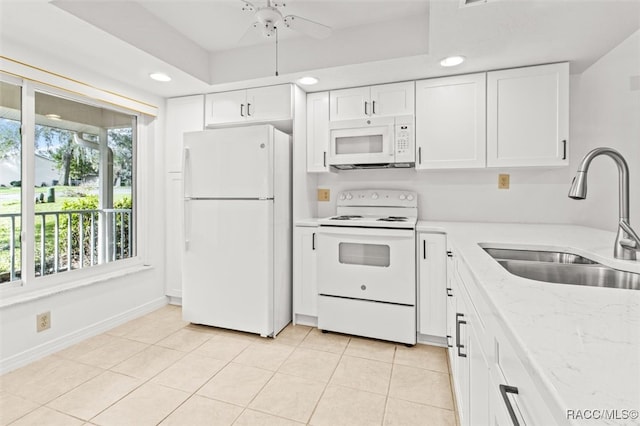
327,115 -> 414,170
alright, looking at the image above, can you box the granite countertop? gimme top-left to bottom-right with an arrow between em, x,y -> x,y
417,221 -> 640,425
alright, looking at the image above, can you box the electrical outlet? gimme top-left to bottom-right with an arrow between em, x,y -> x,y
317,188 -> 330,202
37,311 -> 51,332
498,174 -> 510,189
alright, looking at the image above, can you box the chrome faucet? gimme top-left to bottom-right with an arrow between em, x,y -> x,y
569,147 -> 640,260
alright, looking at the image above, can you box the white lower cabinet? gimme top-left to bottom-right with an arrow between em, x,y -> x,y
292,225 -> 318,326
417,232 -> 447,341
447,244 -> 559,426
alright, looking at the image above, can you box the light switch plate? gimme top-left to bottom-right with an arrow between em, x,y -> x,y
498,174 -> 510,189
317,189 -> 330,201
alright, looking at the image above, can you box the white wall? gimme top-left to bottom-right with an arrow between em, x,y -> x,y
0,51 -> 168,373
316,166 -> 574,224
570,30 -> 640,232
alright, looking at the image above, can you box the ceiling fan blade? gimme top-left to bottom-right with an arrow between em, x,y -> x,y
283,15 -> 332,39
238,22 -> 263,46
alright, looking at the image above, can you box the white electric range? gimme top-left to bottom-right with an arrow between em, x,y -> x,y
316,189 -> 417,345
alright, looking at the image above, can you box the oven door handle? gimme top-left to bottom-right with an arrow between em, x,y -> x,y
317,226 -> 414,238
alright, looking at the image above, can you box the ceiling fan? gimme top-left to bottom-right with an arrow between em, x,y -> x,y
240,0 -> 332,40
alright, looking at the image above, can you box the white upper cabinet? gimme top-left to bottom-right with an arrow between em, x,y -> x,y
306,92 -> 330,173
415,74 -> 486,169
329,87 -> 369,121
370,82 -> 415,117
487,62 -> 569,167
247,85 -> 293,122
205,84 -> 292,126
165,95 -> 204,173
329,81 -> 414,121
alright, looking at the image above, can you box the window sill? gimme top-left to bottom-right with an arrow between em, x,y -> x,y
0,263 -> 153,309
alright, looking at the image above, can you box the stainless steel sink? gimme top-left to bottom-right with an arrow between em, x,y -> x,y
483,248 -> 597,265
483,247 -> 640,290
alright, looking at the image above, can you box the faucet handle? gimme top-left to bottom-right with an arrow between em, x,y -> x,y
620,239 -> 638,250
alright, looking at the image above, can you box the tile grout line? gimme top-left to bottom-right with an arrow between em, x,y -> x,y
380,344 -> 398,426
303,334 -> 352,425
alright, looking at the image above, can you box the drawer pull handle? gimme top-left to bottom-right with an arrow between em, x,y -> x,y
446,288 -> 453,297
447,250 -> 453,258
455,313 -> 467,358
499,384 -> 521,426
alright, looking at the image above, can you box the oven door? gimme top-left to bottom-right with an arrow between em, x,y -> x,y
317,226 -> 415,305
328,120 -> 395,166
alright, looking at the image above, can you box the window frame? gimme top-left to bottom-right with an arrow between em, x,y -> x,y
0,75 -> 150,300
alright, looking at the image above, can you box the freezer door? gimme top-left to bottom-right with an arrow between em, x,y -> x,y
182,199 -> 274,336
183,126 -> 273,198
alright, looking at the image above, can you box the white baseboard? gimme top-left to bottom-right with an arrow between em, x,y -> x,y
293,314 -> 317,327
0,296 -> 168,374
167,295 -> 182,306
417,333 -> 448,347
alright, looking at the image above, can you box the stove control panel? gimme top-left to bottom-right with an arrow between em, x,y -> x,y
336,189 -> 418,207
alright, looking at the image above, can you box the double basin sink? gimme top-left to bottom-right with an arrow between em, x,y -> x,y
483,247 -> 640,290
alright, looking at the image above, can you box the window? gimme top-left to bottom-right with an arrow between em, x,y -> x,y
0,76 -> 139,286
0,81 -> 22,283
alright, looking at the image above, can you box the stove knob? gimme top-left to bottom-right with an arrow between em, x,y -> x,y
371,192 -> 379,200
399,194 -> 406,200
339,193 -> 346,201
407,194 -> 415,201
346,193 -> 353,200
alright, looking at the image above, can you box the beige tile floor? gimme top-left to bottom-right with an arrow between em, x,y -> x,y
0,305 -> 458,426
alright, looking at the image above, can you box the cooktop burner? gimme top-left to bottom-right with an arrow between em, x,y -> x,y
330,215 -> 363,220
318,190 -> 418,229
377,216 -> 408,222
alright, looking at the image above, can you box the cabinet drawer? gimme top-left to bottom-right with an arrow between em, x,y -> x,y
318,295 -> 416,344
493,331 -> 560,425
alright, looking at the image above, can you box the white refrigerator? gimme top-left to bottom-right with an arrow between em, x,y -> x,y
181,124 -> 291,337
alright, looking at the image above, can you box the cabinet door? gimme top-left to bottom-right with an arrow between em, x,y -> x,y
416,74 -> 486,169
293,226 -> 318,322
418,233 -> 447,337
468,324 -> 490,426
247,84 -> 292,122
165,172 -> 184,299
370,81 -> 415,117
165,95 -> 204,173
329,86 -> 370,121
487,62 -> 569,167
306,92 -> 330,172
205,90 -> 247,126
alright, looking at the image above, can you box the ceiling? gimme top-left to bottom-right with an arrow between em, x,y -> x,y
0,0 -> 639,99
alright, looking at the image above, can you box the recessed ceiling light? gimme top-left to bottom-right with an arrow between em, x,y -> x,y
149,72 -> 172,82
45,114 -> 61,120
440,56 -> 466,67
297,76 -> 319,85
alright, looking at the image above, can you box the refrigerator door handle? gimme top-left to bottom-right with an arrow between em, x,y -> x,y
183,147 -> 191,198
184,199 -> 191,251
